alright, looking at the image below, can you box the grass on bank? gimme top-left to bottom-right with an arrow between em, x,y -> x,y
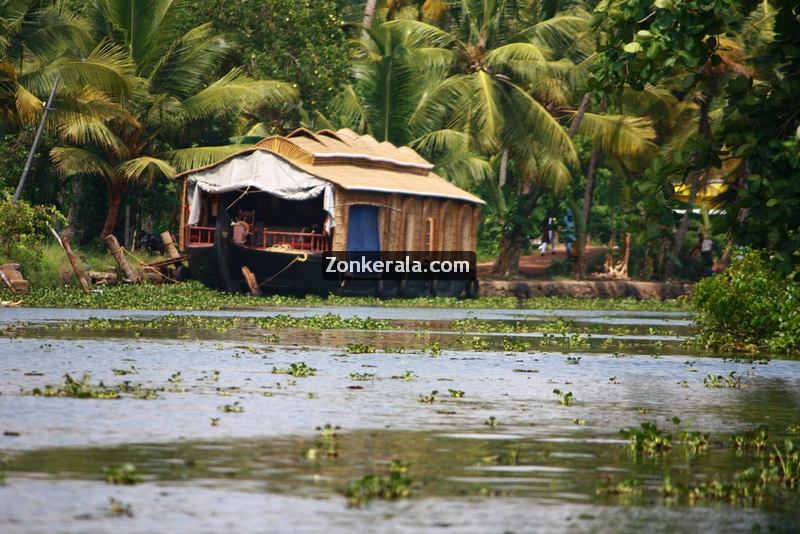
1,244 -> 169,289
1,280 -> 689,311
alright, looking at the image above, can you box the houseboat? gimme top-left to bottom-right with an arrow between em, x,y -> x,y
175,128 -> 484,297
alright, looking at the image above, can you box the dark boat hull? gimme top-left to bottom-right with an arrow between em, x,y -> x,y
186,243 -> 476,298
186,243 -> 336,295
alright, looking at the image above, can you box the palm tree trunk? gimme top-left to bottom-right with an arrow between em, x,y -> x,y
572,98 -> 605,278
568,93 -> 591,138
493,185 -> 540,277
101,186 -> 123,239
67,177 -> 82,238
498,149 -> 508,187
671,93 -> 711,271
573,146 -> 601,278
363,0 -> 377,29
494,236 -> 523,277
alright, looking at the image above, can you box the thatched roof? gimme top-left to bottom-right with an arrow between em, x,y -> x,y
175,128 -> 484,205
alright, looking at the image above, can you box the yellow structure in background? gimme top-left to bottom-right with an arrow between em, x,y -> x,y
674,180 -> 729,209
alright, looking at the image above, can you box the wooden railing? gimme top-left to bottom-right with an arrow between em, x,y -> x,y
187,225 -> 330,253
261,230 -> 330,252
188,226 -> 215,245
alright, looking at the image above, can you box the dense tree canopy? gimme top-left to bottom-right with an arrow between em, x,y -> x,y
1,0 -> 797,281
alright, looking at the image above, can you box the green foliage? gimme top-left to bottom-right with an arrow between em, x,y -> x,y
692,251 -> 800,353
3,280 -> 689,311
344,460 -> 413,507
592,0 -> 745,93
0,194 -> 66,281
29,372 -> 160,400
416,390 -> 438,403
104,463 -> 142,485
31,373 -> 120,399
621,421 -> 672,455
553,389 -> 574,406
271,362 -> 317,377
186,0 -> 349,112
718,1 -> 800,271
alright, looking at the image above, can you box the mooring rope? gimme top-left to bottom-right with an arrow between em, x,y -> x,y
258,252 -> 307,287
122,247 -> 183,284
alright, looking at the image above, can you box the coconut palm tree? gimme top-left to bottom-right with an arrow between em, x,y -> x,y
50,0 -> 297,239
0,0 -> 135,130
323,19 -> 493,188
383,0 -> 591,275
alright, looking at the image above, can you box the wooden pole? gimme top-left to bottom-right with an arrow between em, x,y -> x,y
104,234 -> 141,283
14,75 -> 60,202
161,231 -> 181,259
241,266 -> 260,296
60,234 -> 91,294
179,180 -> 187,250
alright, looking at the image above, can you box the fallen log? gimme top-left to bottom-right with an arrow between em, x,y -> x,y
104,234 -> 141,283
61,234 -> 91,294
88,271 -> 118,286
0,263 -> 29,294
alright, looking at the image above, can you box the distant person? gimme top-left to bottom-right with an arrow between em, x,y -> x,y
701,234 -> 714,275
539,215 -> 556,255
563,209 -> 576,254
692,233 -> 714,276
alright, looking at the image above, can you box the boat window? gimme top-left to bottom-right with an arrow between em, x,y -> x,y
424,217 -> 436,252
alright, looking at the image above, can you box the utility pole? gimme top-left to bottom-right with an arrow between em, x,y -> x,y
13,75 -> 61,202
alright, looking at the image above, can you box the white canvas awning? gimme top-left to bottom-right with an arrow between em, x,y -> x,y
186,150 -> 335,226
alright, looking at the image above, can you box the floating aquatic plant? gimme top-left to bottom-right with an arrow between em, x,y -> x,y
343,460 -> 412,507
109,498 -> 134,517
553,389 -> 574,406
621,422 -> 672,455
345,343 -> 377,354
390,371 -> 415,381
104,464 -> 142,485
350,373 -> 376,381
218,402 -> 244,413
416,391 -> 438,404
704,371 -> 742,388
31,373 -> 121,399
271,362 -> 317,377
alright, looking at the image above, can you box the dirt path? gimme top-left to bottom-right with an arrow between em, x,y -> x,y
478,245 -> 606,279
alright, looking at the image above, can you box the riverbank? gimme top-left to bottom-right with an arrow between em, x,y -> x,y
0,281 -> 689,312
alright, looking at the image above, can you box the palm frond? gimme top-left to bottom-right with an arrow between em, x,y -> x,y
24,2 -> 94,60
513,13 -> 590,53
166,145 -> 250,172
576,112 -> 658,165
117,156 -> 176,182
26,39 -> 138,100
469,71 -> 505,151
328,84 -> 369,134
51,146 -> 114,179
15,84 -> 43,126
410,128 -> 472,154
95,0 -> 181,70
179,68 -> 298,122
383,18 -> 460,49
146,23 -> 234,98
57,114 -> 127,157
499,81 -> 577,168
411,128 -> 492,188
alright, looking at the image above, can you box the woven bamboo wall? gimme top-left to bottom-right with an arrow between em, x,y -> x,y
332,188 -> 481,252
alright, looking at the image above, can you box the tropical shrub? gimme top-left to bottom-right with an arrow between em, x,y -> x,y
692,251 -> 800,353
0,194 -> 65,276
